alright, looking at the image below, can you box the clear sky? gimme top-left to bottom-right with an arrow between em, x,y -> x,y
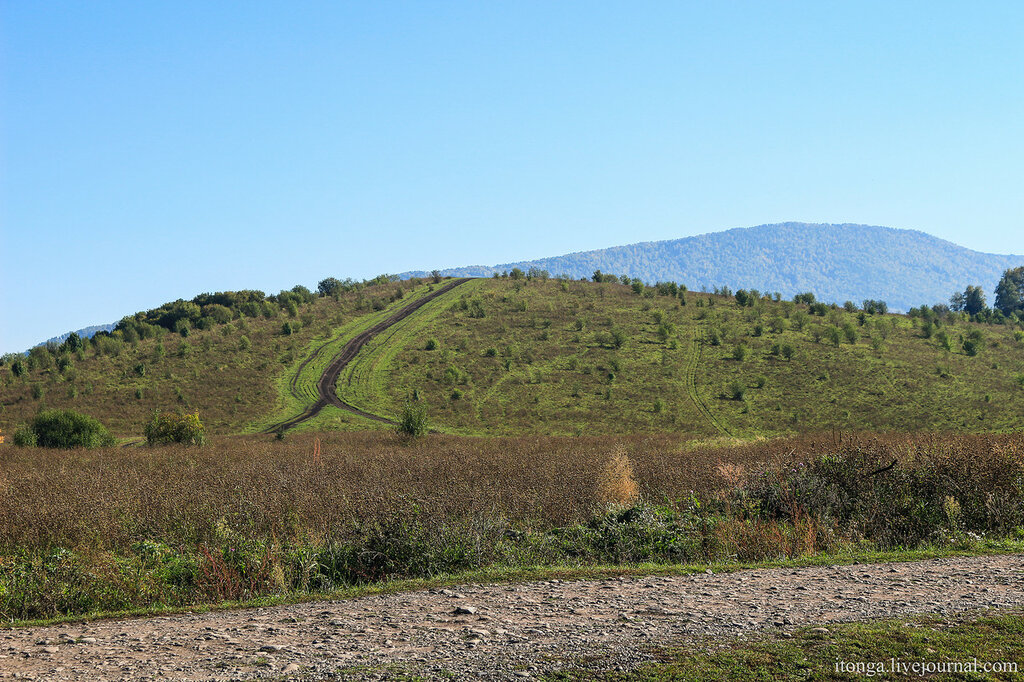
2,1 -> 1022,353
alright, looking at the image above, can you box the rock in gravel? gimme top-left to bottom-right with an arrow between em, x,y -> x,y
258,644 -> 285,652
453,605 -> 478,615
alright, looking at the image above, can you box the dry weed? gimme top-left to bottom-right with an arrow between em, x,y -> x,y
596,450 -> 640,507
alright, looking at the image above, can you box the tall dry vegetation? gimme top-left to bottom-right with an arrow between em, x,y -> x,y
596,450 -> 640,507
0,431 -> 1021,620
3,431 -> 1021,551
0,432 -> 811,550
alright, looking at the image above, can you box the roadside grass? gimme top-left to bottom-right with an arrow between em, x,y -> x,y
549,609 -> 1024,681
5,543 -> 1023,630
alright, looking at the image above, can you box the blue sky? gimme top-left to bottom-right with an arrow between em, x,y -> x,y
2,1 -> 1022,353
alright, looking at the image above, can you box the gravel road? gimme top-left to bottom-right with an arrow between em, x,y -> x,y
2,554 -> 1021,680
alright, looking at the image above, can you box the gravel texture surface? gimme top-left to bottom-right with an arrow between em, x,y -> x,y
1,554 -> 1021,680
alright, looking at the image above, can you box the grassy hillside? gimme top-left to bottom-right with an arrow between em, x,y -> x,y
3,275 -> 1023,440
405,223 -> 1024,312
340,277 -> 1024,437
0,279 -> 433,437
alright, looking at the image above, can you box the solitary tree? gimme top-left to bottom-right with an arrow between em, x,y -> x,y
995,267 -> 1024,316
317,277 -> 343,297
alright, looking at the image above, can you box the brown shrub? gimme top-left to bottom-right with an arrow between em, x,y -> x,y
596,450 -> 640,507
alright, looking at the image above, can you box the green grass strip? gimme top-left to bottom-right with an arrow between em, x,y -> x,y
247,285 -> 435,433
5,542 -> 1022,630
336,279 -> 486,421
556,609 -> 1024,680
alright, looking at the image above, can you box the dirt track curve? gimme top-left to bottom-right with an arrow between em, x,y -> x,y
2,554 -> 1021,680
263,278 -> 470,434
684,324 -> 732,437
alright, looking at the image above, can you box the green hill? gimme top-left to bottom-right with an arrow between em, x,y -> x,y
332,277 -> 1024,437
403,223 -> 1024,313
0,278 -> 435,436
3,275 -> 1023,440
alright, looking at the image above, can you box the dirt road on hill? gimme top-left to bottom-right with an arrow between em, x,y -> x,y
2,554 -> 1021,680
263,278 -> 470,434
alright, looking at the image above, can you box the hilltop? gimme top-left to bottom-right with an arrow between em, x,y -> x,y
402,223 -> 1024,312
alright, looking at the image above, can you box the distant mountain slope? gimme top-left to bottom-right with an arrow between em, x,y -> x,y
39,324 -> 116,348
403,223 -> 1023,311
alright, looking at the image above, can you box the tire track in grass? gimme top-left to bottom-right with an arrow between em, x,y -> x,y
685,323 -> 732,436
336,279 -> 484,420
261,279 -> 471,434
251,289 -> 434,432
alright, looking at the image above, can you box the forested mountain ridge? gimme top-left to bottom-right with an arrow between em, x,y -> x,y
402,223 -> 1023,312
40,324 -> 116,348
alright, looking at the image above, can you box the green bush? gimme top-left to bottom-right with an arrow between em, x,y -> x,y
728,380 -> 747,401
396,402 -> 428,437
145,411 -> 206,446
12,425 -> 37,447
17,409 -> 115,449
825,325 -> 842,347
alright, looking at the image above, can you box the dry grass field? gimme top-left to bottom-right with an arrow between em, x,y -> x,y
1,430 -> 1021,620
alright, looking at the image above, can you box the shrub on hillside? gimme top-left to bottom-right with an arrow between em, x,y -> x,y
145,411 -> 206,446
15,409 -> 115,448
396,402 -> 428,438
12,425 -> 37,447
728,380 -> 747,401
